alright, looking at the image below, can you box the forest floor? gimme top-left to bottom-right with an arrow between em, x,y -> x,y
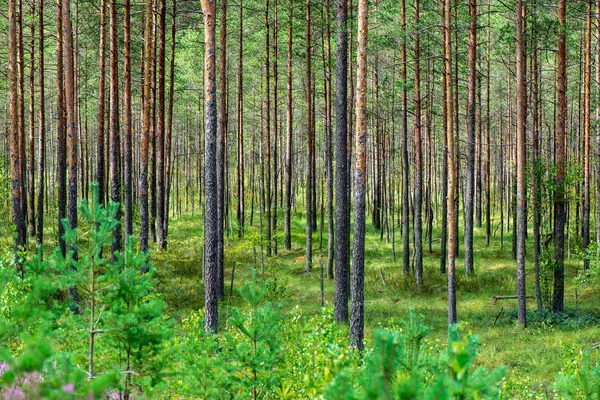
152,210 -> 600,397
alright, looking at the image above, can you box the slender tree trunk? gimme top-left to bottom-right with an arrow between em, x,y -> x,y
28,1 -> 35,238
97,0 -> 106,206
140,0 -> 153,256
200,0 -> 219,334
8,0 -> 26,268
350,0 -> 368,350
325,0 -> 334,279
63,0 -> 79,310
444,0 -> 457,325
334,0 -> 350,323
413,0 -> 423,285
515,0 -> 527,327
273,0 -> 279,255
595,0 -> 600,247
156,0 -> 166,249
238,0 -> 245,239
305,0 -> 313,272
440,0 -> 448,274
56,0 -> 67,257
123,0 -> 133,244
464,0 -> 476,276
17,0 -> 27,240
583,0 -> 592,271
553,0 -> 567,313
109,0 -> 121,256
284,0 -> 293,249
36,0 -> 45,249
217,0 -> 227,298
485,0 -> 491,246
165,0 -> 176,249
401,0 -> 410,277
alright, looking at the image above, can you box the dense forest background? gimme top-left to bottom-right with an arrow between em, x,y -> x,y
1,0 -> 600,398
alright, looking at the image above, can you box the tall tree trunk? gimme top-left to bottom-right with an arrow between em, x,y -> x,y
515,0 -> 527,327
140,0 -> 153,256
334,0 -> 350,323
444,0 -> 457,325
553,0 -> 567,313
17,0 -> 27,241
485,0 -> 491,246
200,0 -> 219,334
305,0 -> 313,272
217,0 -> 227,298
464,0 -> 476,276
284,0 -> 293,249
28,1 -> 35,238
350,0 -> 368,350
109,0 -> 121,256
325,0 -> 334,279
265,0 -> 272,256
440,0 -> 448,274
123,0 -> 133,244
238,0 -> 245,239
8,0 -> 26,268
36,0 -> 45,249
531,0 -> 542,312
156,0 -> 166,249
63,0 -> 79,311
165,0 -> 177,249
401,0 -> 410,277
97,0 -> 106,206
56,0 -> 67,257
583,0 -> 592,271
413,0 -> 423,285
273,0 -> 279,255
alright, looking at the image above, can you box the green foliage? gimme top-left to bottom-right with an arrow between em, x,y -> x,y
325,312 -> 506,400
555,349 -> 600,399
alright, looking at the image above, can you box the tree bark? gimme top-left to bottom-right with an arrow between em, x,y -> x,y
553,0 -> 567,314
401,0 -> 410,277
444,0 -> 457,325
284,0 -> 293,249
217,0 -> 227,298
8,0 -> 26,268
36,0 -> 45,249
583,0 -> 592,271
109,0 -> 121,257
413,0 -> 423,285
156,0 -> 166,249
350,0 -> 368,351
123,0 -> 133,244
464,0 -> 476,276
201,0 -> 219,334
305,0 -> 313,273
96,0 -> 106,206
334,0 -> 350,323
238,0 -> 245,239
140,0 -> 153,256
515,0 -> 527,327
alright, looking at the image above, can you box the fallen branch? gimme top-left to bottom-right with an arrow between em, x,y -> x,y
491,307 -> 504,328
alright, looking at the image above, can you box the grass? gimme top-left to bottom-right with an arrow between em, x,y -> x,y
126,208 -> 600,395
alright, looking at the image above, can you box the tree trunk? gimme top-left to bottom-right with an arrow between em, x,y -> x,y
238,0 -> 245,239
284,0 -> 293,249
28,1 -> 35,238
334,0 -> 350,323
109,0 -> 121,257
201,0 -> 219,334
156,0 -> 166,249
350,0 -> 368,350
140,0 -> 153,256
123,0 -> 133,244
305,0 -> 313,273
413,0 -> 423,285
56,0 -> 67,257
553,0 -> 567,314
464,0 -> 476,276
583,0 -> 592,271
217,0 -> 227,298
96,0 -> 106,206
515,0 -> 527,327
8,0 -> 26,268
36,0 -> 45,249
444,0 -> 457,325
401,0 -> 410,277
